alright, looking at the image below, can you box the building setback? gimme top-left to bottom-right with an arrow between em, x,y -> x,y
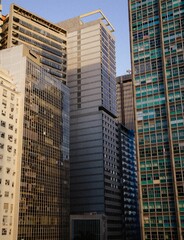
1,4 -> 67,83
0,0 -> 2,47
129,0 -> 184,239
0,45 -> 70,240
116,74 -> 135,130
58,10 -> 122,240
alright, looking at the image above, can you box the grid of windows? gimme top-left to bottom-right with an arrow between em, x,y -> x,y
101,26 -> 117,116
119,125 -> 140,240
1,4 -> 67,83
59,12 -> 121,239
102,112 -> 122,239
130,0 -> 184,239
0,70 -> 19,239
17,60 -> 69,240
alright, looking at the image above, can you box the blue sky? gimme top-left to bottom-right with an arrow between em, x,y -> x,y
2,0 -> 131,76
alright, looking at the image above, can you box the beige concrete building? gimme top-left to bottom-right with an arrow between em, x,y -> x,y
0,68 -> 23,240
0,45 -> 70,240
116,74 -> 135,130
1,4 -> 67,83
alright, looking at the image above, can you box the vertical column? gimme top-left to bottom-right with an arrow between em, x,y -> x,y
158,1 -> 182,239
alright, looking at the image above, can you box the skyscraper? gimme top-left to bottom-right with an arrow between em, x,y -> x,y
129,1 -> 184,239
0,45 -> 70,240
58,10 -> 122,239
116,74 -> 135,130
1,4 -> 67,83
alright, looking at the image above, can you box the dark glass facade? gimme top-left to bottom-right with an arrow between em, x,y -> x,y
18,59 -> 70,240
129,0 -> 184,239
119,124 -> 140,240
72,219 -> 100,240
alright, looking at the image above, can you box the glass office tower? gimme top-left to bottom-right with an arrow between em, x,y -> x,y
129,1 -> 184,239
0,45 -> 70,240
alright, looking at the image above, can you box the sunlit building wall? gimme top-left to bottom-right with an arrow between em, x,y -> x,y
0,68 -> 23,240
1,4 -> 67,83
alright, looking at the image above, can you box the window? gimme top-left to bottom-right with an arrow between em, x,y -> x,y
2,228 -> 7,235
3,203 -> 8,211
4,192 -> 9,197
10,204 -> 13,213
8,135 -> 13,142
10,104 -> 14,112
7,146 -> 12,153
0,132 -> 5,138
2,99 -> 7,108
2,216 -> 8,225
9,124 -> 13,130
1,121 -> 6,127
0,143 -> 4,149
2,110 -> 6,116
5,180 -> 10,185
9,114 -> 13,119
3,89 -> 7,97
11,93 -> 15,100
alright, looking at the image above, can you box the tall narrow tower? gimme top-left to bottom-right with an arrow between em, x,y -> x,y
59,10 -> 122,240
129,1 -> 184,239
